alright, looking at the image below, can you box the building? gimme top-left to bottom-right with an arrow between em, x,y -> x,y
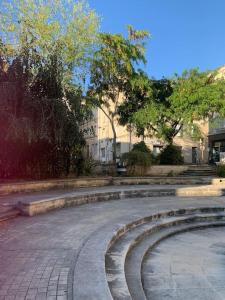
82,104 -> 209,165
208,117 -> 225,163
208,65 -> 225,164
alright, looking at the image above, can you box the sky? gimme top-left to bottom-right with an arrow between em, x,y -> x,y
88,0 -> 225,79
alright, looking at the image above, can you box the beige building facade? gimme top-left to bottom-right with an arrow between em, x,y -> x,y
82,107 -> 209,165
207,65 -> 225,164
82,65 -> 225,165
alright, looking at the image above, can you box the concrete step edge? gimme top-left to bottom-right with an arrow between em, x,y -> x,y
72,206 -> 225,300
106,214 -> 225,300
0,177 -> 214,196
127,220 -> 225,300
17,188 -> 225,216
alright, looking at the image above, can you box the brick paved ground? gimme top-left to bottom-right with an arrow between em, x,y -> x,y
143,227 -> 225,299
0,194 -> 225,299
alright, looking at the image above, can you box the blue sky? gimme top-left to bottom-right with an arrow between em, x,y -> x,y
89,0 -> 225,79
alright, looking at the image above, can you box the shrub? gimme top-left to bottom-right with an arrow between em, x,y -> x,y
159,144 -> 184,165
122,142 -> 152,176
132,141 -> 152,154
82,158 -> 98,176
167,170 -> 174,177
122,150 -> 152,167
216,164 -> 225,177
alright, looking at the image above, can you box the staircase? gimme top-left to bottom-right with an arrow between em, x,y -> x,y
181,165 -> 216,177
73,206 -> 225,299
106,207 -> 225,300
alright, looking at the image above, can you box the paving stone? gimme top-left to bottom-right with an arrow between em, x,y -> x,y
5,296 -> 16,300
56,296 -> 67,300
36,292 -> 47,299
143,227 -> 225,299
1,192 -> 225,299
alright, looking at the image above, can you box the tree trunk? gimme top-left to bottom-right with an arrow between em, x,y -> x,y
99,107 -> 117,168
111,120 -> 117,165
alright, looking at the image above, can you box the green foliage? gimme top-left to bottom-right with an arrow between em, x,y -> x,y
122,142 -> 152,168
216,165 -> 225,177
90,28 -> 149,103
118,77 -> 178,142
82,158 -> 97,176
132,141 -> 151,153
159,144 -> 184,165
118,68 -> 225,144
0,0 -> 99,82
167,170 -> 175,177
182,123 -> 204,141
118,70 -> 152,136
169,69 -> 225,121
132,78 -> 176,142
122,151 -> 152,167
0,61 -> 86,178
0,0 -> 99,179
89,27 -> 149,162
122,144 -> 152,176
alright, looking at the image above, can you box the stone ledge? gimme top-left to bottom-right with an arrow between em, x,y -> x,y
0,177 -> 113,195
212,178 -> 225,185
73,207 -> 225,300
17,189 -> 175,216
113,176 -> 212,186
107,215 -> 225,300
17,185 -> 225,217
0,176 -> 214,195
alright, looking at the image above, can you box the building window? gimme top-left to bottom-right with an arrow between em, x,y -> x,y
91,144 -> 97,156
116,142 -> 121,158
101,147 -> 105,158
153,145 -> 163,156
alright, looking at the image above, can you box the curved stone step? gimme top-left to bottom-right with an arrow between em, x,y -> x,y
105,208 -> 225,300
18,187 -> 176,216
126,221 -> 225,300
142,225 -> 225,300
72,206 -> 225,300
17,185 -> 225,216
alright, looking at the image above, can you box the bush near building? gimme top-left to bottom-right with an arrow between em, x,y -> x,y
216,165 -> 225,177
122,142 -> 152,176
159,144 -> 184,165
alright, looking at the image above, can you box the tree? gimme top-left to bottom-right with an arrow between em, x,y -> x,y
132,77 -> 182,143
118,68 -> 225,144
0,0 -> 99,84
169,69 -> 225,121
117,70 -> 152,137
88,26 -> 149,163
118,76 -> 177,142
0,0 -> 99,179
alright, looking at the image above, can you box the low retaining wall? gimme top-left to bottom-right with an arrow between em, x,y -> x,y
0,175 -> 214,195
212,178 -> 225,185
18,189 -> 176,216
0,177 -> 112,195
146,165 -> 188,176
113,176 -> 211,185
18,185 -> 225,217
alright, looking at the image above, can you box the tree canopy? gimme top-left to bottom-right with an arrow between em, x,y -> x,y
88,26 -> 149,162
118,68 -> 225,143
0,0 -> 99,179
